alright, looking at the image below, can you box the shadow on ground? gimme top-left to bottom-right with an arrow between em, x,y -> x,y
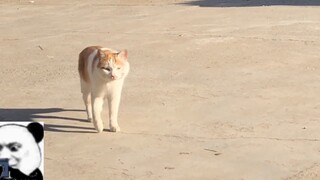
180,0 -> 320,7
0,108 -> 96,133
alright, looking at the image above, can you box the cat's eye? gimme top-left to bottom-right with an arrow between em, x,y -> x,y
117,67 -> 121,70
102,67 -> 111,71
0,145 -> 3,151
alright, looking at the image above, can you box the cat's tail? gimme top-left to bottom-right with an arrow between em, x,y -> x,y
78,50 -> 88,82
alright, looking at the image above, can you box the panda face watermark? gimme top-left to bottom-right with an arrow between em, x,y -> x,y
0,122 -> 44,180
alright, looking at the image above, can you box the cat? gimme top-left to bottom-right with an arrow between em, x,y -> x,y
78,46 -> 129,133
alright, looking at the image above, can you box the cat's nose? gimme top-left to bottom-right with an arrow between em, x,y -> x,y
111,75 -> 115,80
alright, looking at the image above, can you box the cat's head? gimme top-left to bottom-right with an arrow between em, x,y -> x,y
97,49 -> 129,80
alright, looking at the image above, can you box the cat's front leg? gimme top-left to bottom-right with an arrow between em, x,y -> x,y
108,94 -> 121,132
107,80 -> 124,132
92,95 -> 104,133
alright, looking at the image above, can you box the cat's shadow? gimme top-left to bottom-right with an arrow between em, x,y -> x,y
0,108 -> 98,133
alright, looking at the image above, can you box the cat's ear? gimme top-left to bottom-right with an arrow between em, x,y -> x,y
118,49 -> 128,61
98,49 -> 106,59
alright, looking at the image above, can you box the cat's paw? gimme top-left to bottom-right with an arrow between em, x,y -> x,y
110,126 -> 121,132
94,126 -> 104,133
95,127 -> 104,133
93,121 -> 104,133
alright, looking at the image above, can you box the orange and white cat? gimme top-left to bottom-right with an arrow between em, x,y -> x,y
78,46 -> 129,133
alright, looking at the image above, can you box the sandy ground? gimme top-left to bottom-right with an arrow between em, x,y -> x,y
0,0 -> 320,179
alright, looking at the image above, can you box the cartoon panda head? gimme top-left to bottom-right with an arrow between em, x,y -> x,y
0,122 -> 43,176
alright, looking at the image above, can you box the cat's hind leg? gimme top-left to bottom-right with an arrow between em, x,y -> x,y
81,80 -> 93,122
82,92 -> 93,122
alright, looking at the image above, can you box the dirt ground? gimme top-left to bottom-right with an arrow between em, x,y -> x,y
0,0 -> 320,179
